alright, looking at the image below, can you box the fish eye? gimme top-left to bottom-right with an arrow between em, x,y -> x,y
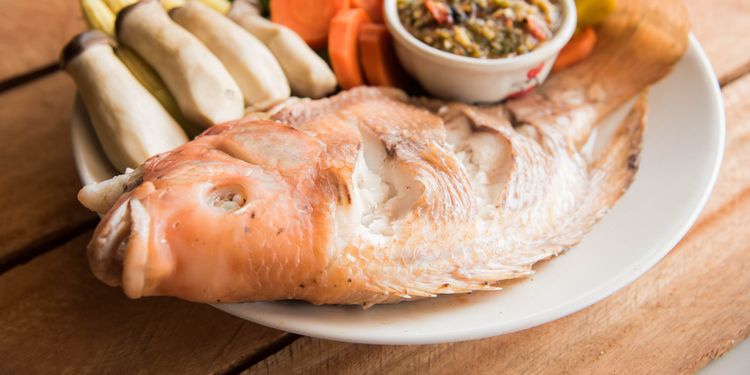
207,185 -> 246,212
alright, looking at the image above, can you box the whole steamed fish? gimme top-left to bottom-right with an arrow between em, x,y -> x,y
78,0 -> 689,306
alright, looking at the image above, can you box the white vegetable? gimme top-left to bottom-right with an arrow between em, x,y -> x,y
116,0 -> 244,127
61,31 -> 188,172
228,1 -> 338,98
170,0 -> 290,110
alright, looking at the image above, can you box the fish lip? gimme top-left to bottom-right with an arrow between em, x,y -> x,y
87,199 -> 132,287
87,188 -> 153,298
120,198 -> 151,299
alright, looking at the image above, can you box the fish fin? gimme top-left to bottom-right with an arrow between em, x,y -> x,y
362,262 -> 534,300
78,167 -> 144,214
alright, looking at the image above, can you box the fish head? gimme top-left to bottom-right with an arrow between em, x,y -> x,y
87,120 -> 333,302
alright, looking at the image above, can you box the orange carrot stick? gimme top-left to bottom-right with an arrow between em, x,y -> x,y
352,0 -> 383,23
552,27 -> 597,72
358,23 -> 411,88
271,0 -> 350,49
329,8 -> 371,89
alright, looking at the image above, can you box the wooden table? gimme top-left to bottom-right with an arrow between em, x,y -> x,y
1,1 -> 749,373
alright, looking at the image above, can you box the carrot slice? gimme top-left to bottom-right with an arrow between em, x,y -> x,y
329,8 -> 371,89
358,23 -> 411,88
352,0 -> 383,23
552,27 -> 597,72
424,0 -> 452,25
271,0 -> 350,49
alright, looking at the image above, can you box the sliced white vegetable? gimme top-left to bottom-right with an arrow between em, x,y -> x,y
61,31 -> 188,172
170,0 -> 290,110
228,1 -> 338,99
116,0 -> 244,127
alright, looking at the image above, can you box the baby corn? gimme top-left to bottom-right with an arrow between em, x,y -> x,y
160,0 -> 186,10
80,0 -> 115,35
102,0 -> 137,13
162,0 -> 231,14
199,0 -> 232,14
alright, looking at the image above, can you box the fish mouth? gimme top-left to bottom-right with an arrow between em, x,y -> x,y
87,199 -> 132,287
87,195 -> 152,298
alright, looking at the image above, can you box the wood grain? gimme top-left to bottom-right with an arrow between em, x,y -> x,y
685,0 -> 750,84
0,0 -> 85,83
241,72 -> 750,375
0,230 -> 290,374
0,73 -> 95,268
701,73 -> 750,217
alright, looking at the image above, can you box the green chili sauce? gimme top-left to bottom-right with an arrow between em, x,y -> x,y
397,0 -> 562,58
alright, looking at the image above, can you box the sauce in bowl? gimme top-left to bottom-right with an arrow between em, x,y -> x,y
397,0 -> 562,58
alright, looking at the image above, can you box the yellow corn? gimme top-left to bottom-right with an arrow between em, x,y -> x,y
575,0 -> 617,28
161,0 -> 186,10
102,0 -> 137,13
163,0 -> 231,14
80,0 -> 116,36
198,0 -> 231,14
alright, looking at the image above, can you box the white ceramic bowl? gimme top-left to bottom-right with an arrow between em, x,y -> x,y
384,0 -> 577,102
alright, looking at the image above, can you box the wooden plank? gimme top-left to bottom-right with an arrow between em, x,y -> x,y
0,0 -> 85,83
240,71 -> 750,375
0,230 -> 290,374
0,73 -> 96,268
685,0 -> 750,84
701,72 -> 750,217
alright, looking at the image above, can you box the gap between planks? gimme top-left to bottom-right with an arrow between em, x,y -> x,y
0,64 -> 59,94
221,334 -> 302,375
0,217 -> 97,275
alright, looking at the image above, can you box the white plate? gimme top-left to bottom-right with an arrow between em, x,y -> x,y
72,35 -> 725,345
